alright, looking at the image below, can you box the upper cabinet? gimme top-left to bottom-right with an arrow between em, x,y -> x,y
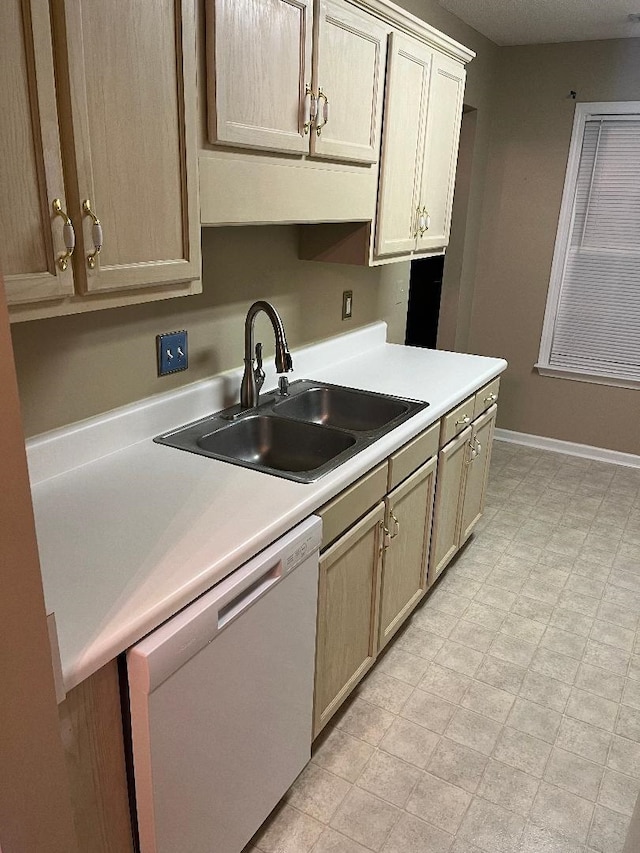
4,0 -> 201,321
375,35 -> 465,259
206,0 -> 387,164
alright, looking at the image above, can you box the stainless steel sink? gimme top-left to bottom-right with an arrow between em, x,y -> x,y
155,379 -> 428,483
272,385 -> 410,431
197,415 -> 356,473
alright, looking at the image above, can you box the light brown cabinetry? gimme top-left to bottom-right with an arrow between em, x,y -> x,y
5,0 -> 201,320
206,0 -> 387,164
313,423 -> 438,735
429,393 -> 498,586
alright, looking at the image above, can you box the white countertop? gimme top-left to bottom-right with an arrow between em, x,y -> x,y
28,324 -> 506,692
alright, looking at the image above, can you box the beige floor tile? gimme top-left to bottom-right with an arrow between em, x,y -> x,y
475,655 -> 527,694
312,728 -> 375,783
506,697 -> 562,744
412,607 -> 458,639
556,589 -> 600,617
441,574 -> 483,600
418,662 -> 471,704
500,612 -> 546,645
565,574 -> 605,599
489,633 -> 537,668
628,654 -> 640,681
394,623 -> 447,660
588,804 -> 630,853
555,716 -> 612,766
603,584 -> 640,614
622,676 -> 640,710
518,821 -> 586,853
543,747 -> 603,802
530,782 -> 594,844
434,640 -> 484,677
427,736 -> 489,793
615,704 -> 640,741
475,584 -> 518,612
583,639 -> 630,676
450,837 -> 484,853
477,759 -> 539,816
286,763 -> 351,823
590,619 -> 635,653
464,600 -> 507,631
574,662 -> 624,702
607,734 -> 640,778
510,595 -> 554,625
400,687 -> 456,734
458,797 -> 525,853
486,567 -> 527,594
518,669 -> 571,713
596,599 -> 639,631
330,788 -> 400,852
444,707 -> 502,756
565,688 -> 619,732
312,828 -> 371,853
356,750 -> 421,809
405,771 -> 472,834
461,678 -> 515,723
529,646 -> 579,684
336,698 -> 395,746
539,626 -> 587,660
548,606 -> 594,638
381,812 -> 453,853
356,672 -> 414,715
449,619 -> 497,653
598,768 -> 640,817
253,803 -> 324,853
492,727 -> 552,777
379,717 -> 440,769
426,587 -> 472,617
376,647 -> 431,687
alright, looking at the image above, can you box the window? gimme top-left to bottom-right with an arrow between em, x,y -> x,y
536,101 -> 640,389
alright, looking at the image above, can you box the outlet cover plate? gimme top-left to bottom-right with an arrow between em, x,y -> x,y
157,331 -> 188,376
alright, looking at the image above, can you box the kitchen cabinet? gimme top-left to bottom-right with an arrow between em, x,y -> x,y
375,32 -> 465,259
6,0 -> 200,320
313,423 -> 439,735
428,385 -> 499,585
206,0 -> 387,164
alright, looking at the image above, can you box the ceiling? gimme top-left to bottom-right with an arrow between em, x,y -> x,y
438,0 -> 640,45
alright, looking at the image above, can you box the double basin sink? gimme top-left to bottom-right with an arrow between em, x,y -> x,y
155,380 -> 429,483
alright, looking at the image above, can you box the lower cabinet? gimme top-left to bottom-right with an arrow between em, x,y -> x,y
429,404 -> 497,586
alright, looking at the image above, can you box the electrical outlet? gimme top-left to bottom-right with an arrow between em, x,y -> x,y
157,330 -> 188,376
342,290 -> 353,320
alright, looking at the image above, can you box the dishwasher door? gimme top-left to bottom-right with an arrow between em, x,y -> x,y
127,515 -> 322,853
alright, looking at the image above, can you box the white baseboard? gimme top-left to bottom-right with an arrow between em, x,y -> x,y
494,428 -> 640,470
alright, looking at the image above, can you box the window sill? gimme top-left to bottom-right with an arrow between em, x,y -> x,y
535,364 -> 639,391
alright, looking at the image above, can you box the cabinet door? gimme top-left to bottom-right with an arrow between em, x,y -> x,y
379,457 -> 437,651
374,32 -> 431,257
311,0 -> 387,164
459,405 -> 497,544
428,425 -> 472,585
207,0 -> 313,155
415,52 -> 465,253
314,502 -> 384,737
55,0 -> 200,294
1,0 -> 74,305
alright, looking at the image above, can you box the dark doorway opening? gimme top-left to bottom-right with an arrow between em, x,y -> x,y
405,255 -> 445,349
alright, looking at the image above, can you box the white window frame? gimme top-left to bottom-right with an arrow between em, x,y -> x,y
536,101 -> 640,390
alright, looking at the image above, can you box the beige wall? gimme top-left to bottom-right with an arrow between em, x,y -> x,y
467,39 -> 640,454
11,0 -> 498,438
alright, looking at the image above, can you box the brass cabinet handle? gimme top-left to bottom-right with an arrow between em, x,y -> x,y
52,198 -> 75,271
315,88 -> 329,136
303,83 -> 316,135
414,206 -> 422,238
422,207 -> 430,233
484,393 -> 498,405
82,199 -> 103,269
455,414 -> 471,428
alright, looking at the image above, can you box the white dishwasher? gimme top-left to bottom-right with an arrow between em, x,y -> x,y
126,515 -> 322,853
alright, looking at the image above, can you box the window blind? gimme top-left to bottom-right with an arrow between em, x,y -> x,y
547,116 -> 640,383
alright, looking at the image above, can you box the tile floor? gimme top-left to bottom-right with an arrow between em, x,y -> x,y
247,440 -> 640,853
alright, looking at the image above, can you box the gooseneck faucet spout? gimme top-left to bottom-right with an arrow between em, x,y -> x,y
240,301 -> 293,410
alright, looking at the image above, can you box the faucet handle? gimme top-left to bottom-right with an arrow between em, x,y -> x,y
254,342 -> 266,392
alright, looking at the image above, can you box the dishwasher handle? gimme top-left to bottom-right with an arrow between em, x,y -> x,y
128,516 -> 322,694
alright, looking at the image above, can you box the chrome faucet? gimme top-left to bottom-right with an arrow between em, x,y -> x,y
240,301 -> 293,410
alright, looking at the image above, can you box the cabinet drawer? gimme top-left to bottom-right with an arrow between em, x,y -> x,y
474,378 -> 500,419
318,463 -> 387,550
387,422 -> 439,491
440,396 -> 475,447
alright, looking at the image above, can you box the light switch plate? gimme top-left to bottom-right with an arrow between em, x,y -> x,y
157,330 -> 188,376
